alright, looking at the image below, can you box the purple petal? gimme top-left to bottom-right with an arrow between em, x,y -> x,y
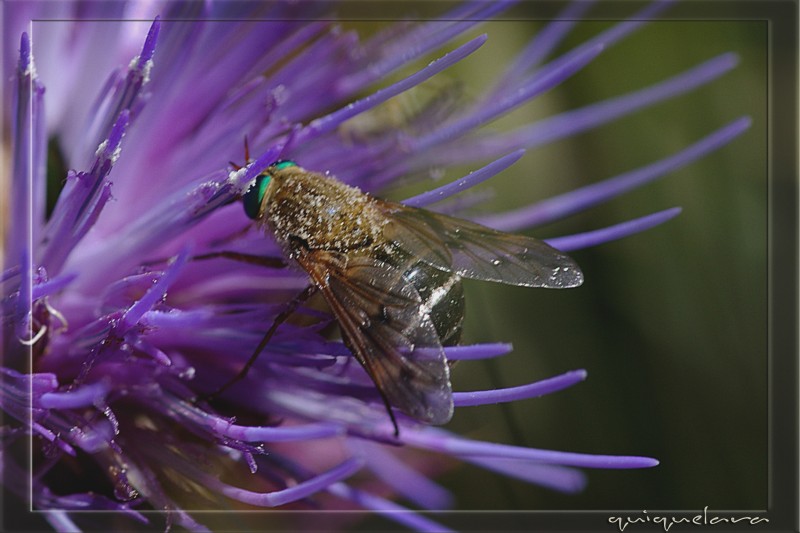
0,369 -> 78,455
1,265 -> 21,284
40,111 -> 130,273
438,53 -> 740,165
127,337 -> 172,366
139,16 -> 160,63
31,273 -> 77,300
492,0 -> 597,83
78,19 -> 159,159
466,457 -> 587,493
239,130 -> 297,189
403,150 -> 525,207
40,491 -> 148,523
65,418 -> 116,453
119,246 -> 190,332
524,53 -> 740,149
18,29 -> 31,68
453,369 -> 587,406
411,43 -> 605,152
44,512 -> 80,533
206,419 -> 344,442
352,440 -> 454,510
32,422 -> 75,455
65,168 -> 239,293
13,249 -> 32,340
209,457 -> 363,507
545,207 -> 682,251
588,0 -> 675,49
38,381 -> 111,409
297,34 -> 487,143
9,32 -> 46,263
494,0 -> 675,107
476,117 -> 751,230
338,1 -> 511,96
443,343 -> 513,361
95,108 -> 129,164
404,428 -> 659,469
327,483 -> 457,532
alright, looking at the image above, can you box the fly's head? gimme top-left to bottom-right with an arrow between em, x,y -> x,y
242,160 -> 297,220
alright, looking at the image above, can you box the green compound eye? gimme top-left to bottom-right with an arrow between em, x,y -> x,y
242,161 -> 297,219
243,173 -> 271,219
273,160 -> 297,170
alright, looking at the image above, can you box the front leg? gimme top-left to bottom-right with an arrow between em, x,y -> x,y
191,251 -> 286,269
200,284 -> 319,402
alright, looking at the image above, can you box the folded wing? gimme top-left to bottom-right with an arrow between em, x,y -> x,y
380,200 -> 583,289
296,248 -> 454,425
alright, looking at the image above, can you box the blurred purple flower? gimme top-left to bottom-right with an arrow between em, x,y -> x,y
1,1 -> 749,531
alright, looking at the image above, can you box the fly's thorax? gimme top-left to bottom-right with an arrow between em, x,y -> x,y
261,167 -> 388,254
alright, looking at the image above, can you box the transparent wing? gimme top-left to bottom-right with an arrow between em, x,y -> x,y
296,248 -> 454,425
379,200 -> 583,288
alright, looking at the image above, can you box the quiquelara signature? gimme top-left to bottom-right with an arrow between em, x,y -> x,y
609,506 -> 769,532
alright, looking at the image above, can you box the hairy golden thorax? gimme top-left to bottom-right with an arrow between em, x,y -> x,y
258,166 -> 388,255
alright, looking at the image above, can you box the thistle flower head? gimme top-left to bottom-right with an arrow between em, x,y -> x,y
2,1 -> 749,530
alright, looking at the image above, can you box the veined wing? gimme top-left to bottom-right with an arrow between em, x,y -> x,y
295,247 -> 453,425
379,199 -> 583,289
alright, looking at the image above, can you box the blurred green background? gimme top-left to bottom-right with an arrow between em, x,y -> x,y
345,3 -> 768,520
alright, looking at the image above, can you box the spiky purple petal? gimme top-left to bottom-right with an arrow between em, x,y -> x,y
465,457 -> 587,493
435,53 -> 741,167
338,1 -> 512,96
444,343 -> 514,360
39,110 -> 130,273
353,440 -> 454,510
490,0 -> 597,88
404,429 -> 659,469
9,33 -> 45,264
453,369 -> 587,406
207,419 -> 344,443
404,150 -> 525,207
39,380 -> 111,409
207,457 -> 364,507
410,43 -> 605,153
477,117 -> 751,230
546,207 -> 682,251
328,483 -> 457,532
30,273 -> 76,300
297,35 -> 488,143
119,246 -> 189,332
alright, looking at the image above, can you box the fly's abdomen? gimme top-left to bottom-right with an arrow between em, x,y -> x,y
402,260 -> 464,346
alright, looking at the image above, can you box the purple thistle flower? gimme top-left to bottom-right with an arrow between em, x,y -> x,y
2,1 -> 750,531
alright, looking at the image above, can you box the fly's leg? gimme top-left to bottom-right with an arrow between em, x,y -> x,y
143,251 -> 286,269
176,247 -> 291,400
191,251 -> 286,268
200,284 -> 318,402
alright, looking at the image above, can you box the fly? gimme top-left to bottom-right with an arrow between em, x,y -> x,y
215,157 -> 583,435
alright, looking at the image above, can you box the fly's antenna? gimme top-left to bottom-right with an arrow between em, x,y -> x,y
228,136 -> 251,170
